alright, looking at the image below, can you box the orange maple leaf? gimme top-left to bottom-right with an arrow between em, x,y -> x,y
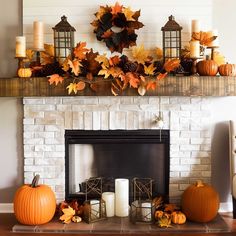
163,59 -> 180,73
48,74 -> 64,86
68,59 -> 82,76
111,2 -> 123,15
122,72 -> 140,88
102,30 -> 113,39
109,55 -> 120,66
74,42 -> 89,60
146,81 -> 157,91
157,72 -> 168,80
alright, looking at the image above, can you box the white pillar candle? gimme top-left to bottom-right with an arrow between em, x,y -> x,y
191,19 -> 200,34
141,202 -> 152,221
190,40 -> 200,58
33,21 -> 44,50
207,29 -> 219,47
90,200 -> 100,220
15,36 -> 26,57
102,192 -> 115,217
115,178 -> 129,217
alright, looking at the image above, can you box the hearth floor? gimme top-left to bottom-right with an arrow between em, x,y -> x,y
12,214 -> 229,234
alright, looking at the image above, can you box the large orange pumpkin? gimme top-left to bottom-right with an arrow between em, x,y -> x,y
218,63 -> 236,76
197,59 -> 218,76
181,180 -> 219,223
14,175 -> 56,225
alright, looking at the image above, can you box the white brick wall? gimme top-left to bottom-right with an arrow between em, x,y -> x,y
23,97 -> 212,202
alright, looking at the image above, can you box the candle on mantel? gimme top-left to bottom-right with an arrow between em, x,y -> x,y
15,36 -> 26,57
190,40 -> 200,58
115,178 -> 129,217
102,192 -> 115,217
33,21 -> 44,50
207,29 -> 219,47
191,19 -> 200,34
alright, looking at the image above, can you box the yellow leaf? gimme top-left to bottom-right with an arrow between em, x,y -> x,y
144,63 -> 156,75
132,44 -> 149,65
48,74 -> 64,86
62,56 -> 71,72
95,54 -> 109,68
66,83 -> 78,94
213,51 -> 226,66
25,49 -> 35,62
95,6 -> 108,20
98,66 -> 123,79
156,47 -> 163,61
68,59 -> 82,76
59,206 -> 75,224
122,7 -> 135,21
44,44 -> 54,57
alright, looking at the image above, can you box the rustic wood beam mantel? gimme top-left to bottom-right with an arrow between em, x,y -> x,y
0,76 -> 236,97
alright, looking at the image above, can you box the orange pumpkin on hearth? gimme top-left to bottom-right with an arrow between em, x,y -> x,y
181,180 -> 219,223
13,175 -> 56,225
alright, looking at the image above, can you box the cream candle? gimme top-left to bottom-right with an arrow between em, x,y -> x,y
33,21 -> 44,50
141,202 -> 152,221
191,19 -> 200,34
115,178 -> 129,217
207,30 -> 219,47
190,40 -> 200,58
90,200 -> 100,220
102,192 -> 115,217
15,36 -> 26,57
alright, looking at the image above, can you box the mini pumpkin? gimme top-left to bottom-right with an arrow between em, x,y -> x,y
181,180 -> 219,223
171,211 -> 186,224
18,68 -> 32,78
197,59 -> 218,76
218,63 -> 236,76
13,175 -> 56,225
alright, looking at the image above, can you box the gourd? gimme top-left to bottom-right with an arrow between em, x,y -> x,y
197,58 -> 218,76
13,175 -> 56,225
181,180 -> 219,223
218,63 -> 236,76
18,68 -> 32,78
171,211 -> 186,224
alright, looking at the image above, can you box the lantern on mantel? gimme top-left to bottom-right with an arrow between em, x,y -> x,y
161,15 -> 182,62
52,15 -> 76,62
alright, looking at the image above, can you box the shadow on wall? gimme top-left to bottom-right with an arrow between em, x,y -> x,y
211,121 -> 230,203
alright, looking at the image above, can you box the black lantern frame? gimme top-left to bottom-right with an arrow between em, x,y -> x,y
52,15 -> 75,62
161,15 -> 182,62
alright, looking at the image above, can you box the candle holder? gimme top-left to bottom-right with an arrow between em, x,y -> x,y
207,46 -> 219,60
83,177 -> 107,223
15,56 -> 26,70
190,57 -> 203,75
33,48 -> 44,65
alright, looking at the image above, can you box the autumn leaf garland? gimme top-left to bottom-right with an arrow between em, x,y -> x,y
91,2 -> 144,53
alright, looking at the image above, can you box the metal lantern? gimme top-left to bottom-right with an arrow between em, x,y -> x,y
52,15 -> 76,62
161,15 -> 182,62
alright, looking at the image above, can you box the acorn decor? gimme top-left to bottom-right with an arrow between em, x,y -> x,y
91,2 -> 144,53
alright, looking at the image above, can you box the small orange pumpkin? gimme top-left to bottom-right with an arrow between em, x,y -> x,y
18,68 -> 32,78
218,63 -> 236,76
197,59 -> 218,76
171,211 -> 186,224
181,180 -> 219,223
13,175 -> 56,225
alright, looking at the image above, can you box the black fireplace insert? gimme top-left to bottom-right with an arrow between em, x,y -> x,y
65,130 -> 170,203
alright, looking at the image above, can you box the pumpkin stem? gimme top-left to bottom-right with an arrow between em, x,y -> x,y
31,174 -> 40,188
196,180 -> 204,187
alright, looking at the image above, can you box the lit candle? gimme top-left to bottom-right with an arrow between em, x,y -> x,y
190,40 -> 200,58
191,19 -> 200,34
115,178 -> 129,217
90,200 -> 100,220
207,29 -> 219,47
15,36 -> 26,57
33,21 -> 44,50
102,192 -> 115,217
141,202 -> 152,221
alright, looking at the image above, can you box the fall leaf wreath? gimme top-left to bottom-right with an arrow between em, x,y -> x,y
91,2 -> 144,53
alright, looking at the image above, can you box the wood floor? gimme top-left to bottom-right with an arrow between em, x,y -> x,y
1,213 -> 236,236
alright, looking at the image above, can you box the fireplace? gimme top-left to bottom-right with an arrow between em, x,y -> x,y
65,129 -> 170,203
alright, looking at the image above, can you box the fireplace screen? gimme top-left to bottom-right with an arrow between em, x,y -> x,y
65,130 -> 170,202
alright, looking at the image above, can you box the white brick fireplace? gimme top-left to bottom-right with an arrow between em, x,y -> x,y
23,96 -> 212,202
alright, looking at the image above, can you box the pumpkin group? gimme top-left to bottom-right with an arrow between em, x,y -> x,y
18,68 -> 32,78
13,175 -> 56,225
181,180 -> 219,223
197,59 -> 218,76
218,63 -> 236,76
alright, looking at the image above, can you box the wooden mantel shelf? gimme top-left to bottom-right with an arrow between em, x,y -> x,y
0,76 -> 236,97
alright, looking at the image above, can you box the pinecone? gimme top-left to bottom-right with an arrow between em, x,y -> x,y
123,62 -> 138,72
41,62 -> 63,76
154,61 -> 164,73
181,58 -> 193,74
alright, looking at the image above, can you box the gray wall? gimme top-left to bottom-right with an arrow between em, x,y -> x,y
0,0 -> 23,203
